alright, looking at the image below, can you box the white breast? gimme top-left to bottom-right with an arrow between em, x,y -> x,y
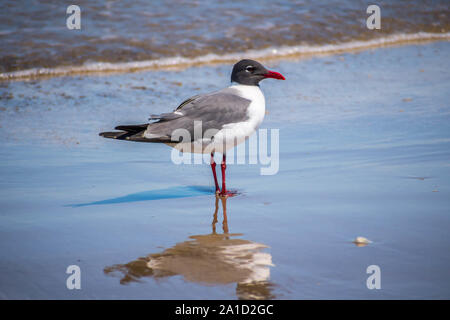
229,84 -> 266,129
209,84 -> 266,153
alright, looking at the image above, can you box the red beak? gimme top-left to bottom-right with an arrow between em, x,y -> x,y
263,70 -> 285,80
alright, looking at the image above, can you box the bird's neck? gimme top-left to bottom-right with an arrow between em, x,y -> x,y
229,83 -> 263,99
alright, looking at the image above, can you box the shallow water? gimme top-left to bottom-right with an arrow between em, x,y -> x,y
0,42 -> 449,299
0,0 -> 449,77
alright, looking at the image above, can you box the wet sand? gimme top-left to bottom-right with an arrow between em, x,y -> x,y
0,41 -> 449,299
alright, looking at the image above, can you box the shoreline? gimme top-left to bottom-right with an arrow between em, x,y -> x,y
0,40 -> 449,299
1,32 -> 449,81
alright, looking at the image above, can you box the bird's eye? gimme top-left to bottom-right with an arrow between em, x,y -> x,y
245,66 -> 256,72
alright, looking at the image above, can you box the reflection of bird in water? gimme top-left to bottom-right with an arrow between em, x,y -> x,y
104,195 -> 275,299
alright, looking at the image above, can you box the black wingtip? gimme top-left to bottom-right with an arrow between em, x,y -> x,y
114,124 -> 148,133
99,131 -> 127,139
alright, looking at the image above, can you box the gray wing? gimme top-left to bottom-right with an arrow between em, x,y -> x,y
148,95 -> 202,121
145,88 -> 251,142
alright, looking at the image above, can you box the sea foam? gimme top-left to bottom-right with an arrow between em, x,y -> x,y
1,32 -> 449,80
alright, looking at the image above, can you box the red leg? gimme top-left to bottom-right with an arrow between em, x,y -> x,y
220,154 -> 227,196
210,152 -> 220,193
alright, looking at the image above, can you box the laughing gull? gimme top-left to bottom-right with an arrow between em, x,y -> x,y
100,59 -> 285,196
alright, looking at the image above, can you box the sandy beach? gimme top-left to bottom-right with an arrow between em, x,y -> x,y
0,40 -> 449,299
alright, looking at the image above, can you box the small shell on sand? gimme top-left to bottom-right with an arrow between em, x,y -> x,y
353,236 -> 372,247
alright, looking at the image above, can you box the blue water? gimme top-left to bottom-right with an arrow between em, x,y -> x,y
0,42 -> 449,299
